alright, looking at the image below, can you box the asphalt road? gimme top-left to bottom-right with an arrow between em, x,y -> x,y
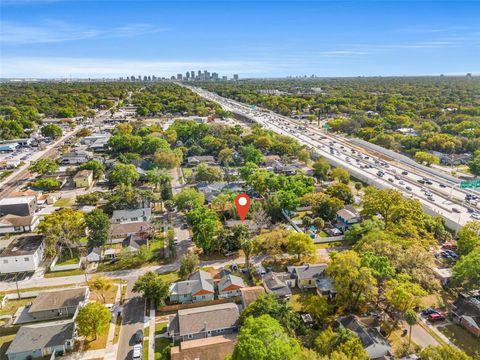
116,279 -> 146,360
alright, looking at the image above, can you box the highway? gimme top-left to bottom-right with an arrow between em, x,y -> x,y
186,85 -> 479,232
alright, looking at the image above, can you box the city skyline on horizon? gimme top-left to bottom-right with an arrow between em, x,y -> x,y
1,1 -> 479,78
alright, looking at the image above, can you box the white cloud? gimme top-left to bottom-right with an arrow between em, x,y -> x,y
0,21 -> 167,45
0,57 -> 271,78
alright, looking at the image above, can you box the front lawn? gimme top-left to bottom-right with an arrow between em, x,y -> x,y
437,324 -> 480,357
56,248 -> 81,265
155,338 -> 171,360
54,197 -> 75,207
44,268 -> 85,278
90,284 -> 118,304
84,333 -> 108,351
0,298 -> 34,316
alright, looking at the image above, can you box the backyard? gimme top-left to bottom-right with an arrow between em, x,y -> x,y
437,324 -> 480,357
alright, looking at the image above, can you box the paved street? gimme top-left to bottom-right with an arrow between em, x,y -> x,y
116,279 -> 146,360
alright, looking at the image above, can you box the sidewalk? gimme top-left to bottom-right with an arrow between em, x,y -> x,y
148,303 -> 156,360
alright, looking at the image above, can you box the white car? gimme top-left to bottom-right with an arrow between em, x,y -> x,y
133,344 -> 142,359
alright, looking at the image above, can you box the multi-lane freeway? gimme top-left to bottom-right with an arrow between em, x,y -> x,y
186,85 -> 479,232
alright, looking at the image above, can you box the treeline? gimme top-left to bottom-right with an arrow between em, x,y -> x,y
132,83 -> 223,117
0,82 -> 140,140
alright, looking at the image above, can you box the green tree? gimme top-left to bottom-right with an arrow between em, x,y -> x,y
232,315 -> 301,360
218,147 -> 234,166
312,158 -> 331,180
242,145 -> 264,164
195,163 -> 223,183
331,167 -> 350,184
178,252 -> 199,279
109,163 -> 139,186
41,124 -> 62,139
253,227 -> 289,264
414,151 -> 440,166
153,150 -> 181,169
419,345 -> 473,360
456,221 -> 480,256
286,232 -> 315,260
89,276 -> 114,304
326,183 -> 354,204
468,154 -> 480,176
85,209 -> 110,249
29,159 -> 59,175
38,208 -> 86,258
133,271 -> 170,307
361,187 -> 404,227
240,293 -> 303,335
76,302 -> 112,340
187,205 -> 221,254
404,309 -> 417,348
174,188 -> 205,212
385,274 -> 427,336
315,327 -> 368,359
452,248 -> 480,291
360,251 -> 395,281
30,178 -> 60,190
326,250 -> 378,311
79,160 -> 105,179
302,294 -> 332,323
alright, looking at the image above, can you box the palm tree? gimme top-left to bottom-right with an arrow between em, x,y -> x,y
404,309 -> 417,349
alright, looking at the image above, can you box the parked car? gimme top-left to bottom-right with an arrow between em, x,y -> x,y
134,330 -> 143,343
422,308 -> 438,316
133,344 -> 143,359
428,313 -> 446,322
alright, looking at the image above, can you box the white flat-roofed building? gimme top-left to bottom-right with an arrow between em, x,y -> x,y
0,235 -> 45,274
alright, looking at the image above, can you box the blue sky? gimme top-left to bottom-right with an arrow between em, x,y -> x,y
0,0 -> 479,78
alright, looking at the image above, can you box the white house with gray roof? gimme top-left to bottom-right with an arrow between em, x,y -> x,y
218,274 -> 245,299
169,270 -> 215,304
111,207 -> 151,224
6,320 -> 76,360
167,303 -> 240,341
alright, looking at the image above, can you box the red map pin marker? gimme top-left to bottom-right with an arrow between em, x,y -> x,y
235,194 -> 251,222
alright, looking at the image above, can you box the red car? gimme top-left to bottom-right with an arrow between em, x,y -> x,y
428,313 -> 446,322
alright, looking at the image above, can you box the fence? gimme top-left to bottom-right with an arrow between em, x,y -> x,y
158,297 -> 241,313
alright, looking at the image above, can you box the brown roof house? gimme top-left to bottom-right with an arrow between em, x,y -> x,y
451,292 -> 480,338
170,334 -> 237,360
167,303 -> 240,342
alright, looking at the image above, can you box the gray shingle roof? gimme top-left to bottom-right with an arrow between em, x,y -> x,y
289,264 -> 327,281
172,303 -> 239,336
6,320 -> 75,355
170,270 -> 214,296
29,287 -> 88,313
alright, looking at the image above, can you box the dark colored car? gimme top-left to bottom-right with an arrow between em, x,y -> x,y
422,308 -> 438,316
134,330 -> 144,343
401,171 -> 408,175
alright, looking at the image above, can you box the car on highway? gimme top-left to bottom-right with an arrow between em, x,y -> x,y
439,183 -> 447,188
401,171 -> 408,175
452,208 -> 461,213
388,178 -> 394,183
427,313 -> 446,322
405,186 -> 412,191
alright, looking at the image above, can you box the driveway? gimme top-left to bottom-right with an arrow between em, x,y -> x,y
116,279 -> 146,360
401,321 -> 440,348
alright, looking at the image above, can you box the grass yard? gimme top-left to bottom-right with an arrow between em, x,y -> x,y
0,333 -> 16,360
53,197 -> 75,207
90,284 -> 118,304
158,272 -> 179,284
437,324 -> 480,357
84,333 -> 108,351
155,322 -> 167,334
44,268 -> 85,278
155,338 -> 171,360
0,298 -> 34,316
56,248 -> 81,265
113,316 -> 122,345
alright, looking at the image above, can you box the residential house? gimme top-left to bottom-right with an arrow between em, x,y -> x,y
6,320 -> 76,360
431,151 -> 472,166
123,233 -> 149,252
224,219 -> 261,233
167,303 -> 240,341
218,274 -> 245,299
110,222 -> 152,241
0,196 -> 37,217
262,272 -> 293,300
338,315 -> 391,360
451,293 -> 480,338
10,190 -> 47,205
86,247 -> 102,263
169,270 -> 215,304
0,235 -> 45,274
61,151 -> 92,165
73,169 -> 94,188
239,286 -> 265,308
27,287 -> 89,321
336,205 -> 361,231
287,264 -> 328,290
187,156 -> 216,166
111,207 -> 151,224
0,214 -> 40,234
170,334 -> 237,360
196,182 -> 243,203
